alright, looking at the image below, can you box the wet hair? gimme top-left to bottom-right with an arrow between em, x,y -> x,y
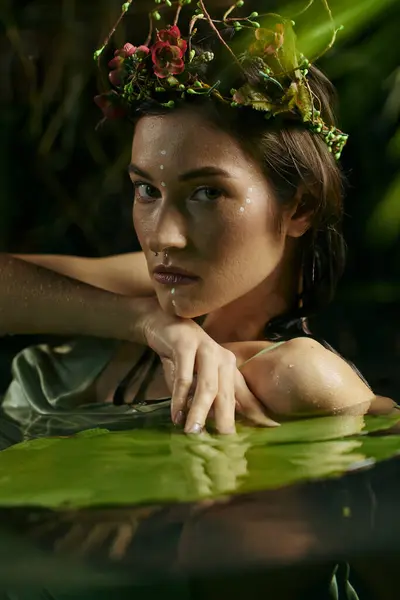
131,39 -> 346,341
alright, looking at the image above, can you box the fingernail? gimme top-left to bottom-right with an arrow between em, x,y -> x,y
174,410 -> 185,426
185,422 -> 203,434
264,418 -> 280,427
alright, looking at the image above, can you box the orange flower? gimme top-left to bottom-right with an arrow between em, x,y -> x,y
249,24 -> 285,56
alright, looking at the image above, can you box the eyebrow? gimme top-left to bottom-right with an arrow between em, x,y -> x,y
127,163 -> 234,182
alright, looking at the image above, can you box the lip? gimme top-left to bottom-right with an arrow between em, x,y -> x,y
153,273 -> 198,285
152,265 -> 199,286
153,264 -> 198,278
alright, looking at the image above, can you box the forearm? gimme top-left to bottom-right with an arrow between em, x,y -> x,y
0,254 -> 153,343
12,252 -> 154,297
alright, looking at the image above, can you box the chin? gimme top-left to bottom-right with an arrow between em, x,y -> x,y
174,305 -> 205,319
157,292 -> 208,319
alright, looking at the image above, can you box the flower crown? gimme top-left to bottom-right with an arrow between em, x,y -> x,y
94,0 -> 348,160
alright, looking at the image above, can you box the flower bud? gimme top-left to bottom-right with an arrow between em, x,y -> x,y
123,43 -> 136,57
109,69 -> 123,87
108,56 -> 124,69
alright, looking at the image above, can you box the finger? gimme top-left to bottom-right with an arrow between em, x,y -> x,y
171,347 -> 197,426
160,357 -> 175,393
184,349 -> 218,434
234,369 -> 280,427
213,361 -> 236,434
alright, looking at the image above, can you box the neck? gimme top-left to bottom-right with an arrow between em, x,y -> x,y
202,255 -> 300,344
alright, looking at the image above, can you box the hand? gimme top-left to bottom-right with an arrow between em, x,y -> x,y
138,298 -> 278,434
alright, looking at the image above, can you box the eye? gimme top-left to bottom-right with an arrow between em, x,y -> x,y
133,182 -> 160,202
190,187 -> 223,202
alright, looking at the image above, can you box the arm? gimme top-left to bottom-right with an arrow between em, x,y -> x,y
240,337 -> 376,418
0,253 -> 154,341
12,251 -> 154,297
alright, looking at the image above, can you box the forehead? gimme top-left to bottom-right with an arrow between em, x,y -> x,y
131,110 -> 251,172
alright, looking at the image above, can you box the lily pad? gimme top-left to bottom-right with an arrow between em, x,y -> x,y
0,414 -> 399,509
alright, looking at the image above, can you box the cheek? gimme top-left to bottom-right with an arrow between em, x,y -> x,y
197,198 -> 281,263
133,205 -> 149,249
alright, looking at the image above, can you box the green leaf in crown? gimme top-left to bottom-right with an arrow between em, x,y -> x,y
92,0 -> 349,160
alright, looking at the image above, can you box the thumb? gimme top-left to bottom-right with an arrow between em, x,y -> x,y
234,369 -> 280,427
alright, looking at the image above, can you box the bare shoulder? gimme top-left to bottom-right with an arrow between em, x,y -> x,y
237,337 -> 375,417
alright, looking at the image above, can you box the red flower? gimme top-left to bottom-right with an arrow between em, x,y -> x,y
151,41 -> 185,78
157,25 -> 187,54
94,92 -> 126,120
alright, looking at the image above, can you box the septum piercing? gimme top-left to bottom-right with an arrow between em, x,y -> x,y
154,250 -> 168,258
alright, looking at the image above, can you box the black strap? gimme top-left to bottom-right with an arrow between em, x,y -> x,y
113,348 -> 155,406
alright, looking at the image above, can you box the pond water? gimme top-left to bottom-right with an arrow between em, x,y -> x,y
1,408 -> 400,599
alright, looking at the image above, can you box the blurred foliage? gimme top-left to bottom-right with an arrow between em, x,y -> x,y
0,0 -> 399,275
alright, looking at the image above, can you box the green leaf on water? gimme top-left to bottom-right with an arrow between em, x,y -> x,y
0,414 -> 398,509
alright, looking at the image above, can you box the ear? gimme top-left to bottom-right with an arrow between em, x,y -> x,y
285,186 -> 314,239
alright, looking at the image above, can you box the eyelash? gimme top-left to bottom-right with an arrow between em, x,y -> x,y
132,182 -> 224,203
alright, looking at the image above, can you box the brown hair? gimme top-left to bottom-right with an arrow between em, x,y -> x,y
132,57 -> 346,339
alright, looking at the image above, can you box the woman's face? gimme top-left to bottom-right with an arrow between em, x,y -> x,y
130,108 -> 297,318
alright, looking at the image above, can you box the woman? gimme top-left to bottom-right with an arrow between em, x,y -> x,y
0,5 -> 383,434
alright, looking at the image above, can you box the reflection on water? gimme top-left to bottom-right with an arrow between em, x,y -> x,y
0,408 -> 400,598
0,410 -> 400,507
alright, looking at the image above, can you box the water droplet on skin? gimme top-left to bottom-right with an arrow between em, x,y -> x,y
288,364 -> 294,368
160,165 -> 164,169
248,187 -> 253,193
160,150 -> 167,155
161,182 -> 166,187
239,206 -> 245,212
245,198 -> 251,204
171,288 -> 175,295
172,299 -> 176,306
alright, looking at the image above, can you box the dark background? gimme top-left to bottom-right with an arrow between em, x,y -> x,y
0,0 -> 399,396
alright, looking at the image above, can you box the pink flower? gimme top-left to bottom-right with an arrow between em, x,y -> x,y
135,45 -> 150,59
108,43 -> 150,88
151,41 -> 185,78
157,25 -> 187,54
115,42 -> 137,58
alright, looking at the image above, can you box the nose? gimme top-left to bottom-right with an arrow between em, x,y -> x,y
147,202 -> 188,255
